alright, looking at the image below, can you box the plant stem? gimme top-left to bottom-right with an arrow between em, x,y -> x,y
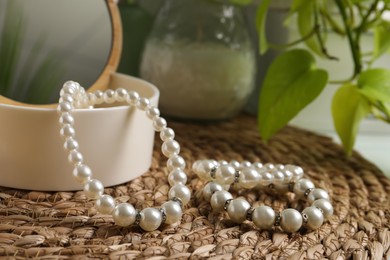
314,2 -> 338,60
268,26 -> 318,49
334,0 -> 361,79
320,8 -> 344,35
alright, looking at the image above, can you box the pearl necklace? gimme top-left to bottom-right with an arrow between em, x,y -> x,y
193,160 -> 333,233
57,81 -> 191,232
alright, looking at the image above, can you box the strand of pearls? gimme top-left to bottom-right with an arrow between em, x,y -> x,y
57,81 -> 191,232
193,160 -> 333,233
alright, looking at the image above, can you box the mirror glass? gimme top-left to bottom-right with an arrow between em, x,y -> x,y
0,0 -> 112,104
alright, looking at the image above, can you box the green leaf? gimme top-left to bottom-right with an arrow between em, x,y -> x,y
358,68 -> 390,103
256,0 -> 272,55
332,84 -> 370,155
258,49 -> 328,140
297,1 -> 323,56
229,0 -> 253,5
373,21 -> 390,61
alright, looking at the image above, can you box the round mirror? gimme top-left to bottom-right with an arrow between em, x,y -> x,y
0,0 -> 121,106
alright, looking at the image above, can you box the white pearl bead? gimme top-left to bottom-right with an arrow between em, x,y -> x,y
73,164 -> 92,184
63,81 -> 79,91
285,164 -> 304,181
282,169 -> 293,183
307,188 -> 330,202
168,184 -> 191,205
61,85 -> 76,95
229,160 -> 240,168
203,182 -> 224,201
238,168 -> 261,189
272,170 -> 285,185
168,169 -> 187,185
162,201 -> 182,224
95,195 -> 116,214
139,208 -> 162,231
115,88 -> 128,102
94,90 -> 104,105
219,160 -> 228,166
127,91 -> 140,105
162,139 -> 180,157
210,190 -> 233,212
59,94 -> 74,104
84,179 -> 104,199
280,208 -> 303,233
137,97 -> 150,110
252,162 -> 263,169
227,198 -> 251,223
59,113 -> 74,125
312,199 -> 333,219
103,89 -> 115,104
264,163 -> 275,170
293,178 -> 315,197
87,92 -> 97,105
60,125 -> 76,138
68,150 -> 83,165
239,161 -> 252,169
275,164 -> 285,170
160,127 -> 175,141
146,106 -> 160,119
252,206 -> 275,230
64,137 -> 79,151
192,160 -> 217,181
153,117 -> 167,132
57,101 -> 73,113
215,165 -> 236,185
112,203 -> 136,227
259,171 -> 274,186
167,155 -> 186,171
302,206 -> 324,230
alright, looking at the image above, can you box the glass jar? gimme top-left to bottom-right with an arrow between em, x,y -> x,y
140,0 -> 256,120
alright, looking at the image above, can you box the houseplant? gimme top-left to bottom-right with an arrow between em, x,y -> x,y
239,0 -> 390,155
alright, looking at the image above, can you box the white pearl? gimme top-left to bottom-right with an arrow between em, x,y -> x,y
280,208 -> 303,233
57,101 -> 72,113
80,96 -> 89,108
115,88 -> 128,102
103,89 -> 115,104
252,162 -> 263,169
167,155 -> 186,171
264,163 -> 275,170
146,106 -> 160,119
239,161 -> 251,169
252,206 -> 275,230
87,92 -> 97,105
307,188 -> 330,202
210,190 -> 233,212
229,160 -> 240,168
127,91 -> 140,105
64,137 -> 79,151
168,184 -> 191,205
95,195 -> 116,214
68,150 -> 83,165
275,164 -> 285,170
312,199 -> 333,219
139,208 -> 162,231
59,113 -> 74,125
203,182 -> 224,201
60,125 -> 76,138
272,170 -> 285,185
84,179 -> 104,199
61,85 -> 76,95
162,201 -> 182,224
259,171 -> 274,186
282,169 -> 293,183
285,164 -> 304,181
293,178 -> 315,197
302,206 -> 324,230
73,164 -> 92,184
239,168 -> 261,189
137,97 -> 150,110
215,165 -> 236,185
63,81 -> 79,91
153,117 -> 167,132
168,169 -> 187,185
227,198 -> 251,223
192,160 -> 217,181
219,160 -> 228,166
160,127 -> 175,141
59,94 -> 74,104
112,203 -> 136,227
162,139 -> 180,157
94,90 -> 104,105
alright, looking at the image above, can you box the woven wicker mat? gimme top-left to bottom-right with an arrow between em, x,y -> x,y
0,114 -> 389,259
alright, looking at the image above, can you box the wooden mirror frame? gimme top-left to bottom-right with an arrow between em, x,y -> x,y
0,0 -> 122,108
